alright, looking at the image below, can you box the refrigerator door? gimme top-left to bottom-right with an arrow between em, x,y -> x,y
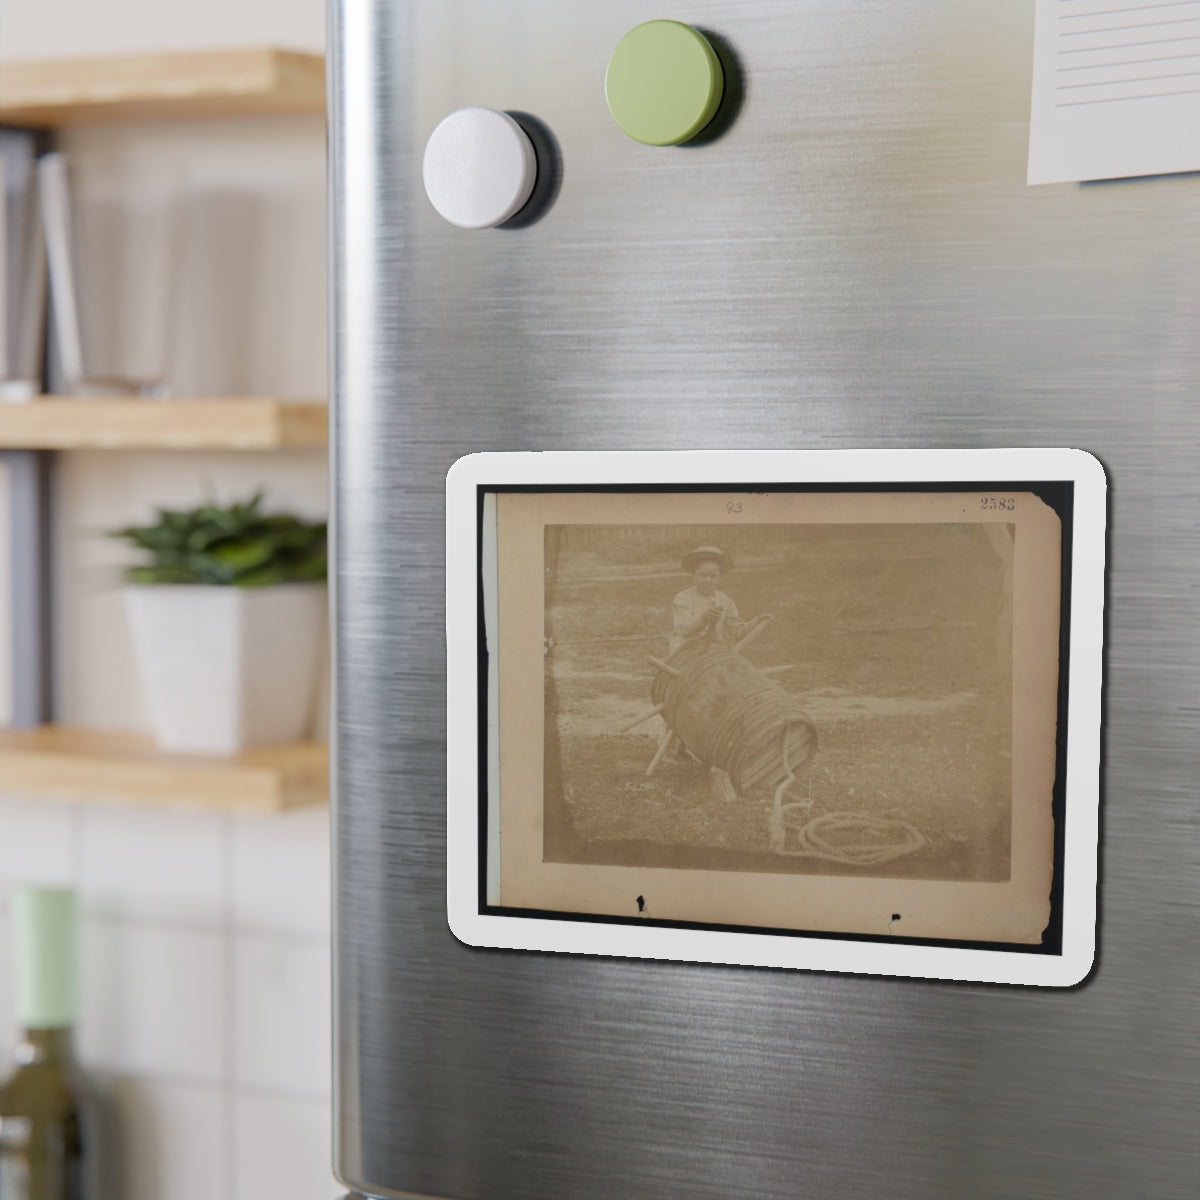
329,2 -> 1200,1198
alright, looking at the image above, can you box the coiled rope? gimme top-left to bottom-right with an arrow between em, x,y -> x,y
768,729 -> 926,864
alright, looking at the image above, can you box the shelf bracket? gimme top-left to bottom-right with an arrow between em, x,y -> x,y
3,448 -> 53,727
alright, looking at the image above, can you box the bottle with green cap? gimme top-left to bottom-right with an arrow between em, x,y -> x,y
0,887 -> 94,1200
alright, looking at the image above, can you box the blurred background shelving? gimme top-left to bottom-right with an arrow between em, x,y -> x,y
0,397 -> 328,449
0,47 -> 325,126
0,5 -> 336,1195
0,726 -> 328,811
2,45 -> 330,810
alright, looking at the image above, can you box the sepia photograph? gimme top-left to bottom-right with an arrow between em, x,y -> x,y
488,488 -> 1063,945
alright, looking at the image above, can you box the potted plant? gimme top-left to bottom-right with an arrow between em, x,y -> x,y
112,494 -> 327,755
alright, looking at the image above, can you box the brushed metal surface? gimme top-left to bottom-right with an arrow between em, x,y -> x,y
330,2 -> 1200,1197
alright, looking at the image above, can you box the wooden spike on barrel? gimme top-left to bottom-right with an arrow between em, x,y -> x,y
732,614 -> 775,655
645,655 -> 680,677
619,703 -> 665,733
645,728 -> 676,777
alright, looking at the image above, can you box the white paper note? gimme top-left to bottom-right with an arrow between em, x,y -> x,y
1028,0 -> 1200,184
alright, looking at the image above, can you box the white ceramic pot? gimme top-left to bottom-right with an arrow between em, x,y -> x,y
123,583 -> 326,755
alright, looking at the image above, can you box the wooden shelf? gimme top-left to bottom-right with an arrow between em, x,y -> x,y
0,397 -> 327,450
0,48 -> 324,127
0,726 -> 327,813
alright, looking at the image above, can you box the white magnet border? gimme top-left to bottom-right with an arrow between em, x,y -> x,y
445,448 -> 1106,988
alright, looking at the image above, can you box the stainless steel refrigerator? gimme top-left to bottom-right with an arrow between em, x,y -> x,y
328,2 -> 1200,1197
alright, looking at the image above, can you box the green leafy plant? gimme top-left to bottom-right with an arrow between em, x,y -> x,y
112,494 -> 327,587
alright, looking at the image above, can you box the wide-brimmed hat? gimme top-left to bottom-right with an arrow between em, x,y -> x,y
682,546 -> 731,573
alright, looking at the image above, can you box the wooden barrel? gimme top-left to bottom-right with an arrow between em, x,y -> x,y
651,646 -> 817,793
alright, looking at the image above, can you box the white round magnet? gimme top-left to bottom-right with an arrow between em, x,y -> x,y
422,107 -> 538,229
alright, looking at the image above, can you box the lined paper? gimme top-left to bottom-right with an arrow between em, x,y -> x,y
1028,0 -> 1200,183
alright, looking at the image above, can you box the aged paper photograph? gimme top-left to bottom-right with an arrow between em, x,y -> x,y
488,489 -> 1062,945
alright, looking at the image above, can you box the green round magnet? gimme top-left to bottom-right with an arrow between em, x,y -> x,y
605,20 -> 724,146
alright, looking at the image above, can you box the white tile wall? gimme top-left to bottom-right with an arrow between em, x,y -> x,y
79,917 -> 226,1080
0,797 -> 335,1196
107,1076 -> 227,1200
232,806 -> 331,936
232,1093 -> 339,1200
0,795 -> 78,886
233,935 -> 331,1097
80,805 -> 225,924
